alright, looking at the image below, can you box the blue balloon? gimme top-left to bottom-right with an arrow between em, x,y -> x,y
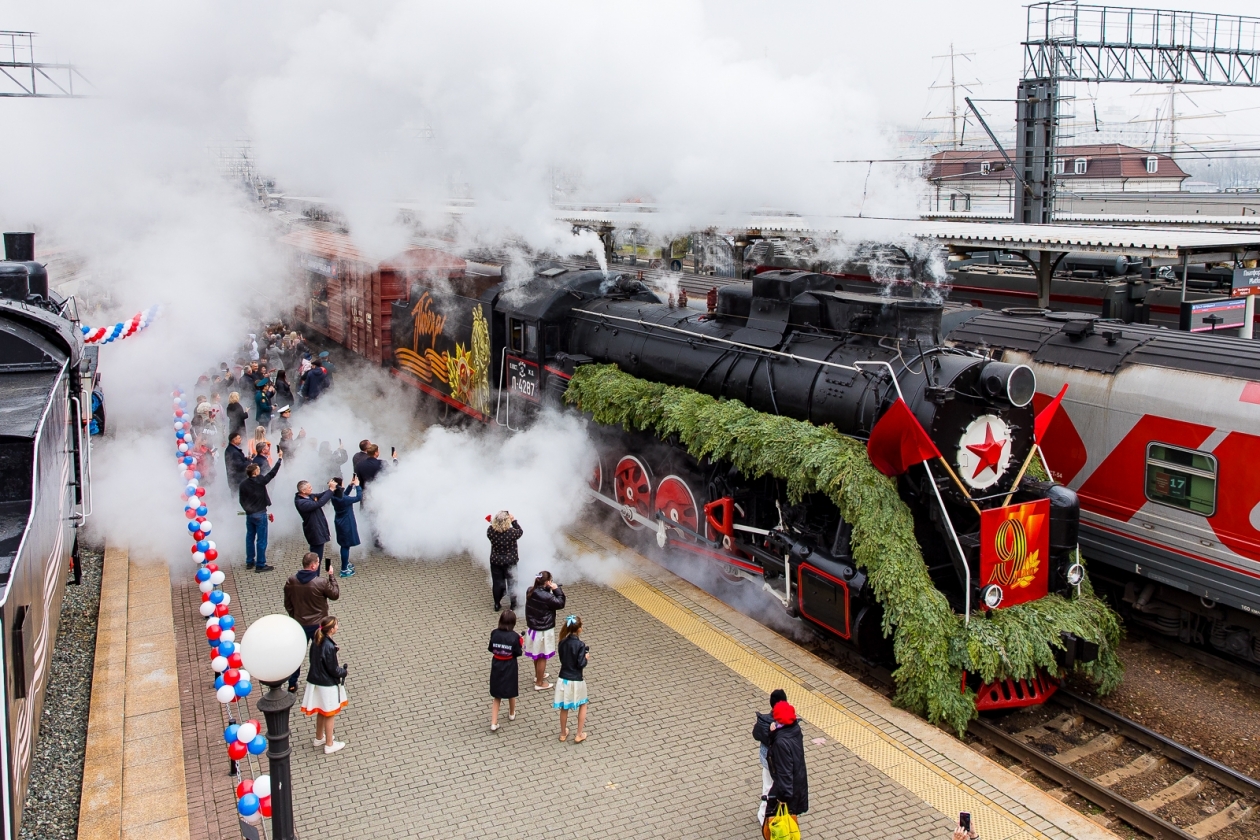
187,521 -> 199,534
209,590 -> 225,605
217,641 -> 236,657
208,638 -> 220,649
238,794 -> 259,816
196,540 -> 210,552
247,732 -> 266,754
215,674 -> 225,690
223,723 -> 239,744
194,471 -> 202,480
196,505 -> 208,517
219,615 -> 236,630
195,568 -> 211,582
178,398 -> 186,407
176,430 -> 185,439
183,456 -> 194,465
235,680 -> 253,698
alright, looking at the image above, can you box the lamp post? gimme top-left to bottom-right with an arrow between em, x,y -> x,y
240,614 -> 308,840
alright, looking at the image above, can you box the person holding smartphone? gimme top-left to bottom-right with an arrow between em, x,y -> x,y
523,571 -> 565,690
487,511 -> 523,611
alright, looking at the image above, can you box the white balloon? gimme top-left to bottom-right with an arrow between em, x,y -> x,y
252,775 -> 271,799
199,601 -> 216,617
207,540 -> 217,551
237,669 -> 250,683
211,656 -> 229,673
241,811 -> 262,827
173,421 -> 183,430
236,722 -> 258,743
219,629 -> 236,644
178,443 -> 189,453
187,478 -> 199,487
240,615 -> 308,682
216,685 -> 236,703
192,552 -> 205,563
198,580 -> 213,594
209,571 -> 226,585
219,592 -> 231,606
200,521 -> 213,534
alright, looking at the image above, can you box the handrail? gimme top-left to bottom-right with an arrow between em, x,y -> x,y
70,394 -> 92,517
924,460 -> 971,623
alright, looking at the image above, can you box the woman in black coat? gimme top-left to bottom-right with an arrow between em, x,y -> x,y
766,701 -> 809,818
488,609 -> 522,731
487,511 -> 523,612
523,571 -> 565,690
301,616 -> 348,755
225,392 -> 249,440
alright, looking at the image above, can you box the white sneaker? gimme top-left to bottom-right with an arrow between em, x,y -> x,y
508,712 -> 516,721
324,740 -> 346,755
313,737 -> 325,747
490,724 -> 499,732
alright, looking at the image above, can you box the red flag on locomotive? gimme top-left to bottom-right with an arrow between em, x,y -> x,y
980,499 -> 1051,608
1034,383 -> 1069,444
866,397 -> 942,476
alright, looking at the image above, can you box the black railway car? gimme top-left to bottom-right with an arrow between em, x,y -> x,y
0,232 -> 91,839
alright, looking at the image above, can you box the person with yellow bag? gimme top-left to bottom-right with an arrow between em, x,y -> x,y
762,701 -> 808,840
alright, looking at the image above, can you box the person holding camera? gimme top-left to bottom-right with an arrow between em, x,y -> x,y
301,615 -> 348,755
487,511 -> 523,611
295,478 -> 337,571
523,571 -> 565,690
330,474 -> 363,578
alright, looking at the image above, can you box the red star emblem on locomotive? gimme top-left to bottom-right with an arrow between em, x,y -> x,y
966,423 -> 1006,478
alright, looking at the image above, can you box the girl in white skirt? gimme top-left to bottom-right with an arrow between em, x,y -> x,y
524,571 -> 566,690
301,616 -> 349,755
553,614 -> 590,743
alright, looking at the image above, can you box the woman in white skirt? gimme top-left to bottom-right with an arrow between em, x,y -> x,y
523,571 -> 565,690
553,614 -> 590,743
301,616 -> 349,755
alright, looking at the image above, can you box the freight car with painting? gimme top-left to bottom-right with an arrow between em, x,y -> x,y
371,261 -> 1105,711
944,308 -> 1260,666
0,232 -> 93,839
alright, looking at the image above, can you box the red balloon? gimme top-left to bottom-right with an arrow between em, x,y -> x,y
210,648 -> 218,661
223,668 -> 240,686
246,719 -> 261,732
259,796 -> 272,818
214,604 -> 230,617
206,562 -> 219,572
206,625 -> 222,641
227,741 -> 247,760
193,530 -> 205,541
195,515 -> 206,522
191,544 -> 199,553
185,509 -> 197,519
236,779 -> 254,798
201,592 -> 210,602
195,488 -> 206,497
228,652 -> 243,669
183,470 -> 194,479
205,549 -> 219,561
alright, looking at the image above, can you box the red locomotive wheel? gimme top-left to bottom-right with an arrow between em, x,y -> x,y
654,475 -> 699,542
588,456 -> 604,494
613,455 -> 653,529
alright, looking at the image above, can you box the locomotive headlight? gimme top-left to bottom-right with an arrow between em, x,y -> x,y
982,584 -> 1004,609
980,362 -> 1036,408
1066,563 -> 1085,586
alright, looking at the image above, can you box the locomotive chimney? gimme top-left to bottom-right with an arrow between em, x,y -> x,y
3,232 -> 34,262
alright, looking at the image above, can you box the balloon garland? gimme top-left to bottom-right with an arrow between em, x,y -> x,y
82,305 -> 158,344
173,387 -> 273,826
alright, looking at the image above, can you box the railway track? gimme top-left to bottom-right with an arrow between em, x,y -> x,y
969,689 -> 1259,840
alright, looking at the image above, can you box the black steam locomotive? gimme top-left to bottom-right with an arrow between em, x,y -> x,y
386,264 -> 1095,709
0,232 -> 93,839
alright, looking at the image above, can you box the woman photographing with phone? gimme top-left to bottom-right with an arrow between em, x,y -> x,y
523,571 -> 565,690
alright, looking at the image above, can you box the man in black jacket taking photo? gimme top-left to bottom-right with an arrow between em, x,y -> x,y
240,456 -> 282,572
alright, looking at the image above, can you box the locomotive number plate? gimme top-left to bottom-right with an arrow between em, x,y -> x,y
506,355 -> 540,403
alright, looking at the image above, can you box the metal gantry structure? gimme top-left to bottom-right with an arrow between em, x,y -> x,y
0,30 -> 88,98
1016,2 -> 1260,228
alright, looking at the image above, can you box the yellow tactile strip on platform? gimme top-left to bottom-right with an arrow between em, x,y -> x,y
613,575 -> 1049,840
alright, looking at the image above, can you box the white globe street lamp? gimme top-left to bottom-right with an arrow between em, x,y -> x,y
239,614 -> 308,840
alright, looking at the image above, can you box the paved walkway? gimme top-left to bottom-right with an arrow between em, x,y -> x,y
79,547 -> 190,840
163,525 -> 1120,840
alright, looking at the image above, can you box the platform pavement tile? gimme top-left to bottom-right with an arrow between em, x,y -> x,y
119,815 -> 191,840
213,536 -> 951,840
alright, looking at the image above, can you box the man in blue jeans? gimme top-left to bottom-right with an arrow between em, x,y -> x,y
239,456 -> 283,572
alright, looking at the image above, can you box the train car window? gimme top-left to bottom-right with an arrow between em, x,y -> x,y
1144,443 -> 1217,516
509,319 -> 524,353
544,324 -> 561,358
